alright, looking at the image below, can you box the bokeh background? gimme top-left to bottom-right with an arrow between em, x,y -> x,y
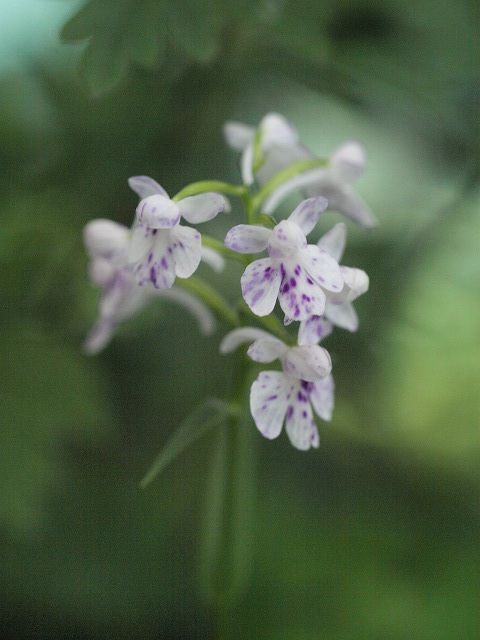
1,1 -> 479,638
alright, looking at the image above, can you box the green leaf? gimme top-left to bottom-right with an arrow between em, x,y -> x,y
168,0 -> 223,63
198,400 -> 256,608
140,399 -> 233,488
62,0 -> 167,94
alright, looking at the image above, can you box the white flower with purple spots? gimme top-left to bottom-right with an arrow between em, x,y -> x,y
220,327 -> 334,450
83,218 -> 217,354
224,113 -> 376,228
298,223 -> 369,339
225,197 -> 344,322
127,175 -> 227,289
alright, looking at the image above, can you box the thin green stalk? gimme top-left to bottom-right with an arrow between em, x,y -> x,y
251,158 -> 328,213
178,276 -> 240,328
172,181 -> 247,201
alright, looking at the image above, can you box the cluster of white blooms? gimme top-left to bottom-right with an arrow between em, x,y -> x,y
83,113 -> 372,450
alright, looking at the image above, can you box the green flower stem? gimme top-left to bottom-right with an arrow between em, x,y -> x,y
172,181 -> 247,202
199,356 -> 256,632
178,276 -> 240,328
252,128 -> 264,173
251,158 -> 328,213
202,235 -> 249,265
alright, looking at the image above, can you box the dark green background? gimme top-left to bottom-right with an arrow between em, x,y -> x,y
0,1 -> 478,638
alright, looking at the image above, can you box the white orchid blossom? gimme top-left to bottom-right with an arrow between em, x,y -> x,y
225,197 -> 344,323
220,327 -> 334,450
298,223 -> 369,339
127,175 -> 227,289
224,113 -> 376,228
83,218 -> 218,354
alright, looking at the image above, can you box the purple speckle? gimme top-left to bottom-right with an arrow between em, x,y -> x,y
290,277 -> 297,287
286,406 -> 294,419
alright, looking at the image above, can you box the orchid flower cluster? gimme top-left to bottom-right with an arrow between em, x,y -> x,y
83,113 -> 374,451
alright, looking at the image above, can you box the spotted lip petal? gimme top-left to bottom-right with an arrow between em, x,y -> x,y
128,175 -> 168,199
241,258 -> 282,316
132,231 -> 175,289
250,371 -> 291,440
136,195 -> 181,229
278,260 -> 326,322
282,344 -> 332,382
178,193 -> 226,224
285,391 -> 319,450
225,224 -> 271,254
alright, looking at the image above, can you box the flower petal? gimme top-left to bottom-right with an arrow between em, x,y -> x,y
310,374 -> 334,422
298,316 -> 333,346
219,327 -> 275,354
201,246 -> 225,273
225,224 -> 271,254
288,197 -> 328,235
315,182 -> 377,228
136,195 -> 180,229
317,223 -> 347,262
301,245 -> 343,293
88,257 -> 116,287
134,232 -> 176,289
128,223 -> 152,264
340,266 -> 369,302
278,261 -> 326,322
83,219 -> 129,260
325,301 -> 359,332
262,167 -> 327,215
260,113 -> 298,148
330,141 -> 366,183
84,319 -> 116,355
157,287 -> 215,335
178,193 -> 226,224
250,371 -> 291,440
282,345 -> 332,382
170,225 -> 202,279
128,175 -> 168,199
285,394 -> 319,450
223,121 -> 255,151
241,258 -> 281,316
247,337 -> 288,363
240,142 -> 255,185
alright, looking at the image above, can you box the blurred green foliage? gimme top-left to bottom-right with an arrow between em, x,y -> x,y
0,0 -> 478,638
